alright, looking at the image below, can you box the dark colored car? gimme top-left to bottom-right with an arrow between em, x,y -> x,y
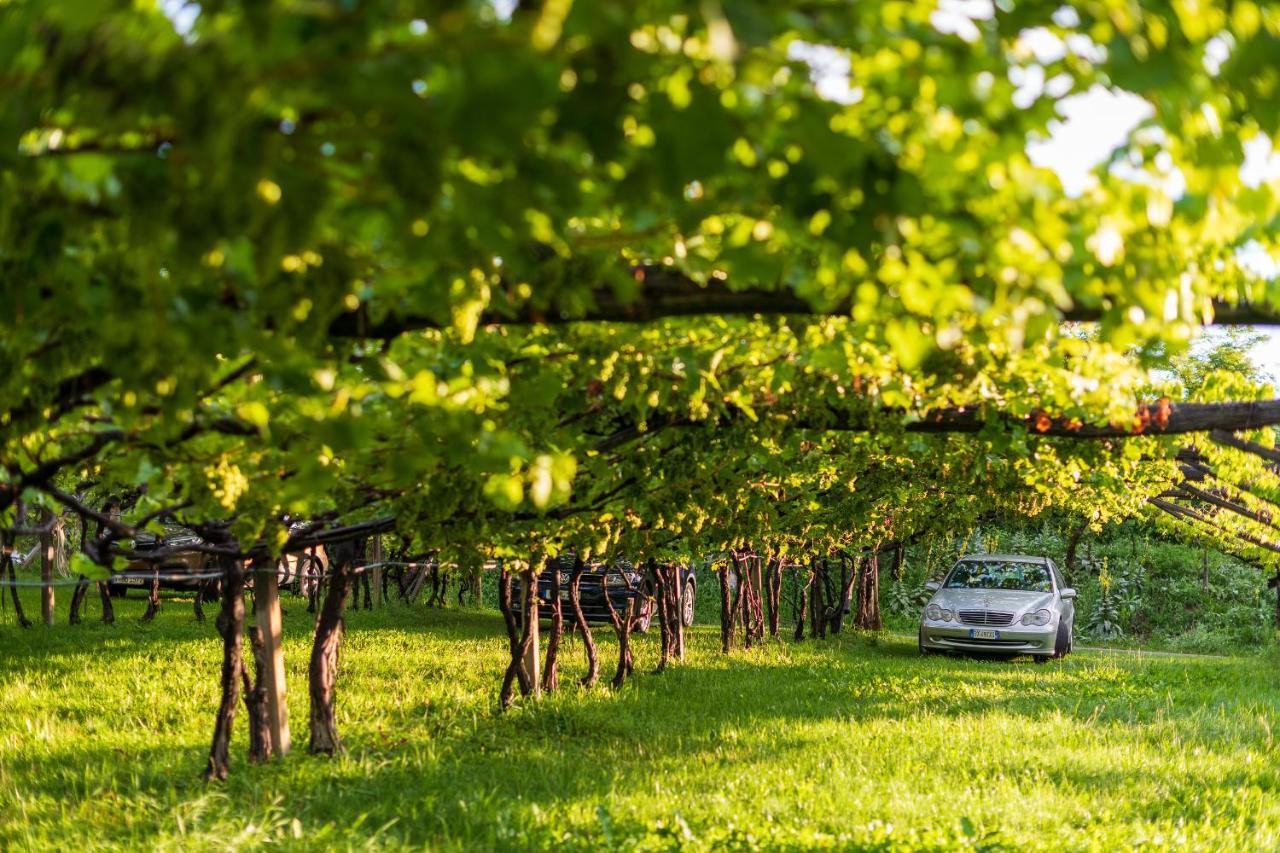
517,556 -> 696,633
107,524 -> 212,597
108,523 -> 322,597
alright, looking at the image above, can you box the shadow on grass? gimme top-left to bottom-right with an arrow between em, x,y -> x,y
2,603 -> 1277,848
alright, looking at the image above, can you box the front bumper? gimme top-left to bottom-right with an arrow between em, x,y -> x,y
921,621 -> 1055,655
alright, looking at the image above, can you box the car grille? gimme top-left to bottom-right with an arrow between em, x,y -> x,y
940,637 -> 1028,647
958,610 -> 1014,627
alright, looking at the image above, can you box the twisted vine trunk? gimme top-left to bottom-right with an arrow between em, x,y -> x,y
613,599 -> 636,688
603,583 -> 636,689
498,561 -> 523,707
428,564 -> 449,607
357,570 -> 373,610
309,539 -> 360,754
765,556 -> 781,637
497,562 -> 537,708
542,558 -> 562,693
653,560 -> 674,673
306,546 -> 322,614
140,569 -> 161,623
204,556 -> 245,781
891,544 -> 905,583
719,556 -> 736,654
794,560 -> 813,641
747,555 -> 757,640
829,556 -> 849,635
193,580 -> 211,622
403,555 -> 432,603
69,576 -> 90,625
808,558 -> 829,640
665,563 -> 682,665
854,553 -> 882,631
242,622 -> 272,763
38,510 -> 60,626
732,550 -> 747,645
70,515 -> 91,625
427,563 -> 439,605
85,510 -> 114,625
831,555 -> 858,635
3,532 -> 31,628
569,558 -> 599,687
742,555 -> 757,648
69,514 -> 93,626
395,563 -> 413,601
460,565 -> 482,606
809,562 -> 820,640
97,581 -> 114,625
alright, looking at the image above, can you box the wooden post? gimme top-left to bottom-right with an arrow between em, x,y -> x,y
370,536 -> 383,609
39,513 -> 55,626
254,561 -> 291,756
520,574 -> 541,697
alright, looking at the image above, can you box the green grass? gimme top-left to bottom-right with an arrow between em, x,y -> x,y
2,589 -> 1279,851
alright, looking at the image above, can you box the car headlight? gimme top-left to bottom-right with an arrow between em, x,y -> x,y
940,608 -> 953,622
605,572 -> 633,587
925,604 -> 942,621
1020,608 -> 1053,626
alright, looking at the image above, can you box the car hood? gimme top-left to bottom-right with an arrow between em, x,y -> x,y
930,588 -> 1054,615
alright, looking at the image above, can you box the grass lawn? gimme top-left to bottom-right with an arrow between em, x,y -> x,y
1,590 -> 1278,851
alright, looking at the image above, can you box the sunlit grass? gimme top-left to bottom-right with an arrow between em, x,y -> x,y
1,590 -> 1278,850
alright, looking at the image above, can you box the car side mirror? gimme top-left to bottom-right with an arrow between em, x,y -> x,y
1060,587 -> 1077,600
925,581 -> 941,592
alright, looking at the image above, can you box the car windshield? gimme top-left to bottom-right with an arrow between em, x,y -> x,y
944,560 -> 1052,592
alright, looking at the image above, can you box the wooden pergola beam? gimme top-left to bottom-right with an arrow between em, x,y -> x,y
595,400 -> 1280,453
1176,453 -> 1280,515
1173,482 -> 1276,529
1150,496 -> 1280,555
1210,429 -> 1280,464
1149,500 -> 1280,564
327,266 -> 1280,339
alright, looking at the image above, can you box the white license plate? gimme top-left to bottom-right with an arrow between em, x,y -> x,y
119,576 -> 146,586
969,628 -> 999,640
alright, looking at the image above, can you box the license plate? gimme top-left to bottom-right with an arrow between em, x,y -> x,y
969,628 -> 999,640
560,590 -> 571,600
119,576 -> 146,586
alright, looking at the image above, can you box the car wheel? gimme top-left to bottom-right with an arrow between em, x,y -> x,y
1053,621 -> 1070,659
634,601 -> 653,634
681,581 -> 696,627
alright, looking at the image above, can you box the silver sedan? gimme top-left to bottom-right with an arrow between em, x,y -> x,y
919,554 -> 1076,662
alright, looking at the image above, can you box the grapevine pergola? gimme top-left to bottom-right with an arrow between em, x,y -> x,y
3,0 -> 1280,779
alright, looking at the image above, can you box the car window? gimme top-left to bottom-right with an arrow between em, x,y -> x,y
1049,561 -> 1066,589
943,560 -> 1053,592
